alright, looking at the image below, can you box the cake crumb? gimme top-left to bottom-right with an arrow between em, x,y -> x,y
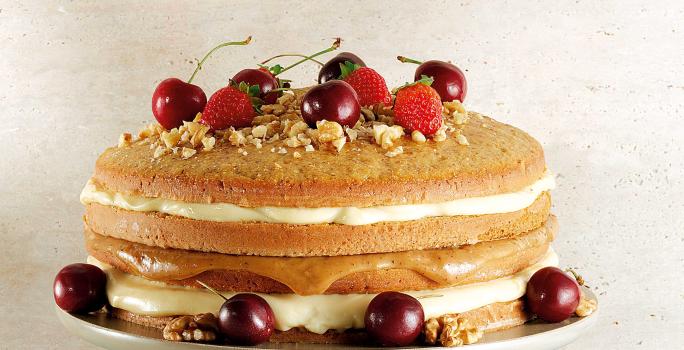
293,151 -> 302,159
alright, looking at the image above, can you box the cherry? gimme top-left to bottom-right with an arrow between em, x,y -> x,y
232,68 -> 279,104
151,37 -> 251,129
300,80 -> 360,128
526,267 -> 581,323
218,294 -> 275,345
152,78 -> 207,129
364,292 -> 424,347
232,39 -> 341,105
397,56 -> 467,102
53,263 -> 107,313
318,52 -> 366,83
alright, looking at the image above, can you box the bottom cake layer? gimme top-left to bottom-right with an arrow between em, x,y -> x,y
88,248 -> 557,335
112,298 -> 529,345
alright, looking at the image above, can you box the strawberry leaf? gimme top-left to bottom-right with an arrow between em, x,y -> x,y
391,75 -> 435,94
339,61 -> 361,80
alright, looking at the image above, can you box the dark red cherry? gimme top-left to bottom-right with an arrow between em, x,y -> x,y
414,60 -> 467,102
364,292 -> 424,346
232,68 -> 280,104
526,267 -> 581,323
218,294 -> 274,345
53,263 -> 107,313
152,78 -> 207,129
301,80 -> 360,128
318,52 -> 366,83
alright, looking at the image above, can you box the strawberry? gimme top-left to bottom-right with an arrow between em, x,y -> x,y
340,62 -> 391,107
392,76 -> 443,135
201,82 -> 262,130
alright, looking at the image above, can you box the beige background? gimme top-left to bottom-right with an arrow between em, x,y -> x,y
1,1 -> 683,349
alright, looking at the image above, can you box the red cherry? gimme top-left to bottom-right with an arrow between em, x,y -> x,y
318,52 -> 366,83
300,80 -> 360,128
53,263 -> 107,313
526,267 -> 581,323
364,292 -> 424,346
151,37 -> 252,129
152,78 -> 207,129
415,60 -> 467,102
398,56 -> 467,102
232,68 -> 280,104
218,294 -> 274,345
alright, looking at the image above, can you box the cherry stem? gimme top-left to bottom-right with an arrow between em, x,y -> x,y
196,280 -> 229,302
397,55 -> 423,65
261,54 -> 324,66
187,36 -> 252,84
275,38 -> 341,76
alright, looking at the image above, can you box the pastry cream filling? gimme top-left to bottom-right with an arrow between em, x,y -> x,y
88,248 -> 558,334
80,172 -> 555,225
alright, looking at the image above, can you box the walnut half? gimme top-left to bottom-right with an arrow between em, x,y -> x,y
162,313 -> 219,342
424,315 -> 483,347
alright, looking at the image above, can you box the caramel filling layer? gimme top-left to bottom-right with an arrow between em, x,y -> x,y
86,217 -> 556,295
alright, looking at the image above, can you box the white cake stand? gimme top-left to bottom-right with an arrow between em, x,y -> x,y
56,289 -> 598,350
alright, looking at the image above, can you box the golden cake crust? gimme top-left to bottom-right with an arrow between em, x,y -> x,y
92,114 -> 545,208
84,192 -> 550,256
110,299 -> 530,344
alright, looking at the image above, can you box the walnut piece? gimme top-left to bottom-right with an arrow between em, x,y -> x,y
162,313 -> 218,342
118,133 -> 132,148
424,315 -> 483,347
575,296 -> 597,317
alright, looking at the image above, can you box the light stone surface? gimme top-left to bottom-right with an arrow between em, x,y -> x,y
1,1 -> 682,349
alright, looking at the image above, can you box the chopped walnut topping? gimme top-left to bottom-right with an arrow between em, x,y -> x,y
316,120 -> 344,142
456,132 -> 469,146
433,124 -> 448,142
162,313 -> 218,342
385,146 -> 403,157
229,129 -> 247,146
285,136 -> 302,148
181,147 -> 196,159
425,316 -> 483,347
575,296 -> 598,317
331,136 -> 346,152
345,127 -> 358,142
201,136 -> 216,151
372,124 -> 404,149
160,129 -> 181,148
251,125 -> 268,138
411,130 -> 426,143
120,86 -> 477,160
153,145 -> 168,158
118,133 -> 132,148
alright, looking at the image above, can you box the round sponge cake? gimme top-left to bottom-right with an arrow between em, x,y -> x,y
91,113 -> 545,208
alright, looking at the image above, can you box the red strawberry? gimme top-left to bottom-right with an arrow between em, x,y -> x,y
201,82 -> 261,130
340,63 -> 391,107
392,77 -> 443,135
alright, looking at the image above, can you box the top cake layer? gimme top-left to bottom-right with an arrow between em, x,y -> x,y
93,107 -> 545,208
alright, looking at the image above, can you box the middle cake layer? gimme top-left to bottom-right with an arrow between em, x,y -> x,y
83,192 -> 551,257
86,216 -> 556,295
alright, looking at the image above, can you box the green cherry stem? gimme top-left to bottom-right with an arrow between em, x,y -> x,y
196,280 -> 229,302
187,36 -> 252,84
397,55 -> 423,65
275,38 -> 341,76
261,54 -> 324,66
